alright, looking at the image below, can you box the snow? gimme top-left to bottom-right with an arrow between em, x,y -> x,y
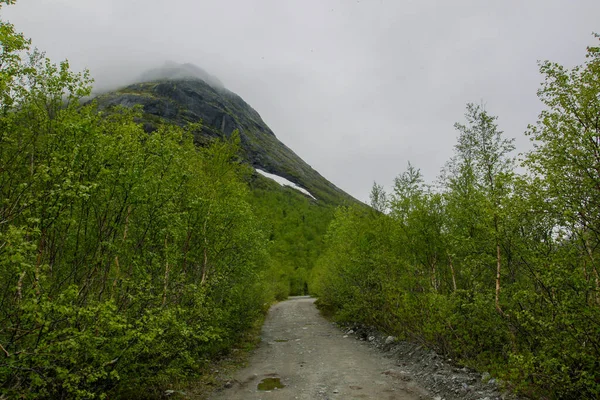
255,169 -> 317,200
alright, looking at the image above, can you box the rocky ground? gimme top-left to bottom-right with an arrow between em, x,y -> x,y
206,297 -> 519,400
339,323 -> 519,400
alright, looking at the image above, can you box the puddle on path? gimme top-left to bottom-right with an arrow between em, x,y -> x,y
257,377 -> 285,391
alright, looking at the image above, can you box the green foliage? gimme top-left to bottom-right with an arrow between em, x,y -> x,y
0,5 -> 345,397
249,174 -> 335,297
0,13 -> 272,398
314,34 -> 600,399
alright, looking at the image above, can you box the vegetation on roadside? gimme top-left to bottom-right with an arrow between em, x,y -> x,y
0,5 -> 275,398
312,35 -> 600,399
249,174 -> 336,299
0,3 -> 341,397
163,311 -> 267,400
3,0 -> 599,398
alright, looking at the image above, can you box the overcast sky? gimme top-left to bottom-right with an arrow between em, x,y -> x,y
4,1 -> 599,202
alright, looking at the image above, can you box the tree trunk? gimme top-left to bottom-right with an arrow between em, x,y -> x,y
495,241 -> 504,315
201,245 -> 208,285
162,236 -> 170,307
431,256 -> 438,292
201,206 -> 211,285
447,252 -> 457,292
112,205 -> 131,296
34,233 -> 44,296
584,235 -> 600,304
16,271 -> 26,301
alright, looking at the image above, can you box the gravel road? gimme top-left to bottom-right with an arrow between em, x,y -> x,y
209,296 -> 430,400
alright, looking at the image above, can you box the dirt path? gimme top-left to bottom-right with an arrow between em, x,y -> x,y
209,296 -> 429,400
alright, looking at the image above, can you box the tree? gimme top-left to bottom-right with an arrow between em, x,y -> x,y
369,182 -> 388,213
0,4 -> 272,396
445,103 -> 515,313
525,33 -> 600,290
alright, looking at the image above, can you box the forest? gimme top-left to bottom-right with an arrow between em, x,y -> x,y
0,9 -> 271,399
1,0 -> 600,397
312,35 -> 600,399
0,2 -> 335,397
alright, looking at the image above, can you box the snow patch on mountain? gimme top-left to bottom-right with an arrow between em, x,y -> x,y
256,169 -> 317,200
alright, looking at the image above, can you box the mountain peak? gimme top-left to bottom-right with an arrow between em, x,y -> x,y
138,61 -> 224,89
95,70 -> 358,206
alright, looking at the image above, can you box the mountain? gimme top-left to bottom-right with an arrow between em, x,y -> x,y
94,62 -> 357,206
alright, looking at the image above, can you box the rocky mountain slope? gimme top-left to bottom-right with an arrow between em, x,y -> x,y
94,63 -> 356,205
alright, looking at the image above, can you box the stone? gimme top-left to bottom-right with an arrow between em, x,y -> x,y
481,372 -> 491,382
385,336 -> 396,345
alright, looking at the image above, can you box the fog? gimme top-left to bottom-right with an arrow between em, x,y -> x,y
3,0 -> 599,202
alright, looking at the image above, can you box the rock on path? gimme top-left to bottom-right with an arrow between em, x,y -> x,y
209,296 -> 429,400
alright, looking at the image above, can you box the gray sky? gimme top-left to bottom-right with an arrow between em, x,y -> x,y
4,0 -> 599,203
